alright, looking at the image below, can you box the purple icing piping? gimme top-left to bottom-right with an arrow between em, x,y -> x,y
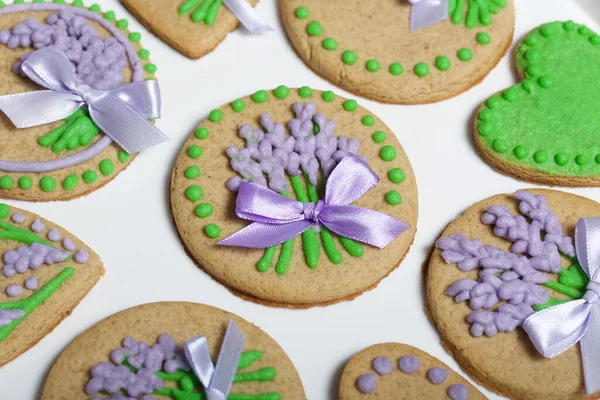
427,367 -> 450,384
62,237 -> 76,251
356,373 -> 377,394
47,228 -> 61,242
74,248 -> 89,264
25,276 -> 38,290
31,218 -> 45,233
0,309 -> 24,327
399,355 -> 420,374
11,212 -> 25,224
0,3 -> 143,173
372,356 -> 393,376
6,284 -> 23,297
448,383 -> 470,400
2,242 -> 69,277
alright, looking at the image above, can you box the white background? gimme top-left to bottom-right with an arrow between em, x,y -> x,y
1,0 -> 600,399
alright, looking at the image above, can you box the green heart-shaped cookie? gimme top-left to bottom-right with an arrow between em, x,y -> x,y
474,21 -> 600,186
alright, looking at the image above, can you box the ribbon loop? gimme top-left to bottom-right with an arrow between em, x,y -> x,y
222,0 -> 274,33
410,0 -> 449,31
0,46 -> 168,154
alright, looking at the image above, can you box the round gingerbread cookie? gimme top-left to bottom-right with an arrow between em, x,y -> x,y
280,0 -> 514,104
0,201 -> 104,367
121,0 -> 260,59
41,302 -> 306,399
426,189 -> 600,399
170,86 -> 418,307
474,21 -> 600,187
0,1 -> 159,201
339,343 -> 485,399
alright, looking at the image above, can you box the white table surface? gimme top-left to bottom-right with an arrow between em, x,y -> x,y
2,0 -> 600,398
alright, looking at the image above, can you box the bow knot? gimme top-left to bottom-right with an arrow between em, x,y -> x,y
303,201 -> 323,224
584,281 -> 600,304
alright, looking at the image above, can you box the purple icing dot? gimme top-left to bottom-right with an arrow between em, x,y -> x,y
31,218 -> 45,233
25,277 -> 38,290
448,384 -> 470,400
372,356 -> 393,376
356,373 -> 377,394
11,212 -> 25,224
47,228 -> 61,242
6,285 -> 23,297
427,367 -> 450,384
399,355 -> 420,374
2,264 -> 16,277
63,238 -> 76,251
74,249 -> 89,264
4,249 -> 18,264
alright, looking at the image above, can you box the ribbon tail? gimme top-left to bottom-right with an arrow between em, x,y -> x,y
184,335 -> 215,390
319,205 -> 409,248
410,0 -> 449,31
0,91 -> 82,128
207,319 -> 245,400
89,94 -> 169,154
222,0 -> 274,33
581,305 -> 600,395
218,220 -> 313,248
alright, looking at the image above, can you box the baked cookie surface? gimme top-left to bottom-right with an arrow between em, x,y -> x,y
339,343 -> 484,400
0,2 -> 158,201
122,0 -> 260,59
171,86 -> 418,307
0,202 -> 103,367
280,0 -> 514,104
426,189 -> 597,399
41,301 -> 306,400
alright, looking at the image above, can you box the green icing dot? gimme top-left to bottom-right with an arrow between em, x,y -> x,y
563,20 -> 576,31
322,37 -> 337,50
343,99 -> 358,112
342,50 -> 357,65
252,90 -> 269,103
388,168 -> 405,183
373,131 -> 386,143
186,185 -> 203,202
0,204 -> 9,218
458,48 -> 473,61
209,109 -> 223,122
144,63 -> 157,74
503,88 -> 518,102
596,154 -> 600,164
389,63 -> 404,76
40,176 -> 56,192
195,127 -> 209,139
380,145 -> 397,161
299,86 -> 312,98
493,139 -> 508,153
274,85 -> 290,99
306,21 -> 322,36
138,49 -> 150,60
71,0 -> 83,6
89,4 -> 101,13
554,153 -> 568,166
104,11 -> 116,21
231,99 -> 246,112
129,32 -> 141,43
385,190 -> 402,205
576,154 -> 590,165
478,122 -> 494,136
476,32 -> 491,45
435,56 -> 451,71
62,174 -> 79,190
534,150 -> 548,164
195,203 -> 214,218
366,59 -> 380,72
540,25 -> 553,37
188,145 -> 203,159
414,62 -> 429,77
118,151 -> 130,163
205,223 -> 221,239
116,19 -> 129,29
538,76 -> 553,89
82,170 -> 97,183
362,115 -> 375,126
0,175 -> 13,189
322,90 -> 335,102
295,6 -> 309,19
99,159 -> 114,176
185,166 -> 200,179
514,145 -> 528,160
18,176 -> 32,190
525,35 -> 538,47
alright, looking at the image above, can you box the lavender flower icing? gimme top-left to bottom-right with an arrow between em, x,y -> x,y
62,237 -> 76,251
356,373 -> 377,394
74,248 -> 89,264
31,219 -> 45,233
427,367 -> 450,384
47,228 -> 61,242
0,309 -> 25,327
399,355 -> 420,374
6,284 -> 23,297
448,383 -> 470,400
372,356 -> 393,376
11,212 -> 25,224
25,276 -> 38,290
2,243 -> 69,277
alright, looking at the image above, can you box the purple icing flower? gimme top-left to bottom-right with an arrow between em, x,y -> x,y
47,228 -> 62,242
31,219 -> 45,233
74,249 -> 89,264
63,238 -> 76,251
427,367 -> 450,384
25,277 -> 38,290
398,355 -> 420,374
6,284 -> 23,297
2,243 -> 69,277
372,356 -> 393,376
356,373 -> 377,394
0,309 -> 25,327
448,383 -> 470,400
11,212 -> 25,224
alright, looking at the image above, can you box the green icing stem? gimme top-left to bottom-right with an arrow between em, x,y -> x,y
38,109 -> 99,153
533,296 -> 571,312
275,238 -> 294,275
256,246 -> 276,272
338,236 -> 365,257
289,175 -> 319,269
0,267 -> 74,341
0,221 -> 53,247
305,179 -> 342,265
542,280 -> 583,300
179,0 -> 201,14
233,367 -> 276,383
205,0 -> 222,26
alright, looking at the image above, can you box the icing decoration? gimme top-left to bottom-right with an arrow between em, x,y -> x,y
74,248 -> 89,264
31,219 -> 45,233
11,212 -> 25,224
372,356 -> 393,375
6,284 -> 23,297
86,328 -> 280,399
3,242 -> 68,277
399,355 -> 420,374
48,228 -> 61,242
63,237 -> 76,251
427,367 -> 450,384
448,384 -> 470,400
357,373 -> 377,394
178,0 -> 273,33
522,218 -> 600,395
0,309 -> 24,328
409,0 -> 449,32
0,46 -> 168,155
25,276 -> 38,290
219,154 -> 409,249
436,190 -> 590,338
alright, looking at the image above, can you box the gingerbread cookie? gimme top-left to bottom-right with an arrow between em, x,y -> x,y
426,189 -> 600,399
474,21 -> 600,187
170,86 -> 417,308
0,202 -> 103,366
280,0 -> 514,104
0,1 -> 166,202
339,343 -> 484,399
41,302 -> 306,399
121,0 -> 262,59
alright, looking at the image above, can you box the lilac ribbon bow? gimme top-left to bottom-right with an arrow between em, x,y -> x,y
523,218 -> 600,395
218,154 -> 409,249
409,0 -> 449,31
184,319 -> 245,400
223,0 -> 274,33
0,46 -> 168,154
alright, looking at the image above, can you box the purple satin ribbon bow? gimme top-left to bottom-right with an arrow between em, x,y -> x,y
409,0 -> 449,31
0,46 -> 168,154
184,319 -> 245,400
223,0 -> 274,33
218,153 -> 409,249
523,218 -> 600,395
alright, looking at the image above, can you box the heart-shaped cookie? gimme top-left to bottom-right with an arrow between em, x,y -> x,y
474,21 -> 600,186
